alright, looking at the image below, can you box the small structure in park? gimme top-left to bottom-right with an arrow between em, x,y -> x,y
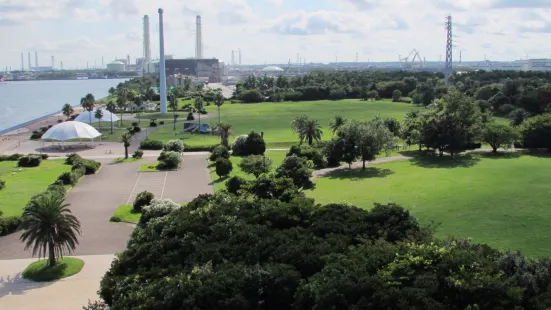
41,121 -> 102,150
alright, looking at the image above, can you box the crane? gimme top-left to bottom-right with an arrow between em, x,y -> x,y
399,49 -> 425,70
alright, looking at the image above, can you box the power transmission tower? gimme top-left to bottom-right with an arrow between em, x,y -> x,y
444,15 -> 453,85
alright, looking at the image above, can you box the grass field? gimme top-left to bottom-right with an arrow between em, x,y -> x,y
0,160 -> 71,217
138,162 -> 160,172
148,99 -> 414,148
23,257 -> 84,282
209,150 -> 288,191
111,204 -> 141,223
310,153 -> 551,257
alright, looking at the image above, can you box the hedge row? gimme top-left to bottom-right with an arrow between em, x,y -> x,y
140,138 -> 217,153
0,153 -> 100,236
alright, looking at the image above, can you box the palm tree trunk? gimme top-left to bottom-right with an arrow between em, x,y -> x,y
120,112 -> 123,127
89,113 -> 92,125
110,114 -> 113,134
198,113 -> 201,134
173,112 -> 176,131
48,242 -> 56,266
218,106 -> 221,124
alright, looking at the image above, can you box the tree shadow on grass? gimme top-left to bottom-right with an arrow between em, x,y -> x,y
477,152 -> 522,160
410,154 -> 480,169
209,177 -> 227,186
325,167 -> 395,180
518,149 -> 551,159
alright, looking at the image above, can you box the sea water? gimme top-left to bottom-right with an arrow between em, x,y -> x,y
0,79 -> 128,131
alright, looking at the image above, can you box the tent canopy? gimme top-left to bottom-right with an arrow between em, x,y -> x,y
75,108 -> 120,123
41,121 -> 102,141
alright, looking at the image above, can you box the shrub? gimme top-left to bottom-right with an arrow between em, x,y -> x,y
40,126 -> 48,133
149,121 -> 157,127
226,176 -> 248,195
186,112 -> 195,120
57,119 -> 63,123
239,155 -> 272,178
57,172 -> 77,185
140,139 -> 164,150
398,97 -> 412,103
215,158 -> 233,178
0,216 -> 22,236
239,89 -> 264,103
0,179 -> 5,190
65,153 -> 82,165
163,140 -> 185,153
139,198 -> 181,226
7,153 -> 24,161
30,131 -> 42,139
324,139 -> 344,167
109,216 -> 121,223
131,126 -> 141,133
157,151 -> 181,170
231,135 -> 249,156
159,121 -> 165,125
18,155 -> 42,167
392,89 -> 403,102
244,131 -> 266,155
46,184 -> 67,198
29,153 -> 49,159
132,150 -> 144,159
133,191 -> 155,212
81,159 -> 101,174
287,145 -> 327,169
209,145 -> 230,162
71,164 -> 86,180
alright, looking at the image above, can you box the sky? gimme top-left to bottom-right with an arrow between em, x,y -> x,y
1,0 -> 551,69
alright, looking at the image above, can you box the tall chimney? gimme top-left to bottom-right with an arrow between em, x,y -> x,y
20,53 -> 24,71
143,15 -> 151,63
158,8 -> 168,114
28,52 -> 31,70
35,52 -> 38,68
239,49 -> 242,65
195,15 -> 203,59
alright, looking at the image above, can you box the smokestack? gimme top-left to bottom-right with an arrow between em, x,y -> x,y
239,49 -> 242,65
28,52 -> 31,70
195,15 -> 203,59
158,8 -> 168,114
20,53 -> 24,71
143,15 -> 151,63
35,52 -> 38,68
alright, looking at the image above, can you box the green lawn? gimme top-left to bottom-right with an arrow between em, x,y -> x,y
23,257 -> 84,282
209,150 -> 288,191
138,162 -> 161,172
0,160 -> 71,217
111,204 -> 141,223
148,99 -> 415,148
309,153 -> 551,257
112,157 -> 140,163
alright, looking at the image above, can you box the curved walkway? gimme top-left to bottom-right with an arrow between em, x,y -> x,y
0,154 -> 213,260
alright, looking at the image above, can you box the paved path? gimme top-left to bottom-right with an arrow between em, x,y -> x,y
0,153 -> 213,260
0,255 -> 113,310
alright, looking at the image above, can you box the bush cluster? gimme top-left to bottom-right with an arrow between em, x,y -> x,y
0,153 -> 24,161
287,145 -> 327,169
133,191 -> 154,212
0,214 -> 21,236
163,140 -> 184,153
132,150 -> 144,159
18,155 -> 42,167
209,145 -> 230,162
215,157 -> 232,178
139,139 -> 164,150
157,151 -> 181,170
139,198 -> 181,226
57,154 -> 101,185
231,131 -> 266,156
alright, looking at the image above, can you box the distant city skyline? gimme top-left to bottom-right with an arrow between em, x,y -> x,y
1,0 -> 551,69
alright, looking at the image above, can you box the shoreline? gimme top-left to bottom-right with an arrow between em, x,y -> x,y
0,103 -> 84,135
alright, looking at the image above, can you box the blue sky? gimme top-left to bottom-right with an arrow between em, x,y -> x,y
1,0 -> 551,69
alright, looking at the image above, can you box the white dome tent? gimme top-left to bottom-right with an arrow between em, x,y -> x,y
41,121 -> 102,150
75,108 -> 120,124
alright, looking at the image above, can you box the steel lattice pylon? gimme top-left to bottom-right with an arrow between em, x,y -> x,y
444,15 -> 453,85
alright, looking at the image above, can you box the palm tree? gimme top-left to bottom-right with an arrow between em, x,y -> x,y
19,194 -> 81,267
61,103 -> 73,120
134,95 -> 143,124
95,108 -> 104,132
194,97 -> 204,134
116,95 -> 128,127
80,93 -> 95,125
216,123 -> 232,147
329,115 -> 347,134
121,132 -> 133,159
168,93 -> 178,131
106,101 -> 116,134
302,119 -> 323,145
214,92 -> 224,124
291,115 -> 309,144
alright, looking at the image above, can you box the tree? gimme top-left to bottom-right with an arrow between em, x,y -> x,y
168,93 -> 178,131
133,95 -> 143,124
19,193 -> 81,267
94,108 -> 104,132
521,113 -> 551,151
121,132 -> 133,159
275,155 -> 314,190
116,94 -> 128,127
329,115 -> 347,134
194,97 -> 204,133
106,101 -> 116,134
392,89 -> 402,102
61,103 -> 73,119
80,93 -> 95,125
216,123 -> 232,148
214,92 -> 224,123
482,123 -> 519,152
239,155 -> 272,178
292,116 -> 322,145
215,158 -> 233,179
108,87 -> 116,96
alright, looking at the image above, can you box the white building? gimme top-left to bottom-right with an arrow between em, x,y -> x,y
106,61 -> 126,72
519,59 -> 551,71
